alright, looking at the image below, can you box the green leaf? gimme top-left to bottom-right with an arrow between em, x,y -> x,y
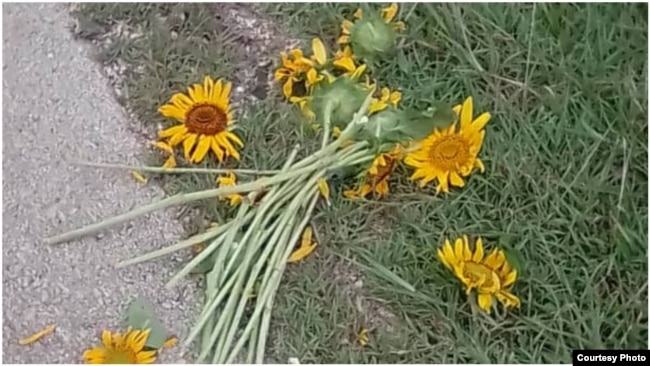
398,102 -> 457,140
125,297 -> 168,349
190,251 -> 217,274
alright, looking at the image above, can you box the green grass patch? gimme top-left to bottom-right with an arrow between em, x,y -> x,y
72,2 -> 647,363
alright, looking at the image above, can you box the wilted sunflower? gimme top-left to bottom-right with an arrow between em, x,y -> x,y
404,97 -> 489,194
83,328 -> 156,364
438,236 -> 520,313
274,49 -> 313,99
158,76 -> 243,164
368,87 -> 401,114
217,172 -> 243,206
345,146 -> 402,199
338,3 -> 405,45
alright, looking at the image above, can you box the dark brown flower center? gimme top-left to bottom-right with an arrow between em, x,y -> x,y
428,135 -> 470,170
185,104 -> 228,135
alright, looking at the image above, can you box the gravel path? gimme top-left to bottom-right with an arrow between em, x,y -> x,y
2,3 -> 199,363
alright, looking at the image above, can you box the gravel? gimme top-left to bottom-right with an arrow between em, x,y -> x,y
2,3 -> 200,363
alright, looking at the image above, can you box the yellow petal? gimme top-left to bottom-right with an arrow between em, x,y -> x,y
192,135 -> 211,163
449,172 -> 465,187
151,140 -> 173,154
221,81 -> 233,102
183,133 -> 197,160
19,325 -> 56,345
470,112 -> 491,133
168,129 -> 188,146
311,38 -> 327,65
162,155 -> 176,169
283,78 -> 293,99
301,226 -> 313,248
333,57 -> 356,72
158,104 -> 186,121
203,76 -> 214,101
460,97 -> 474,130
343,189 -> 359,198
132,329 -> 150,352
226,131 -> 244,147
136,350 -> 157,364
131,171 -> 147,184
158,124 -> 185,138
453,238 -> 464,260
353,8 -> 363,19
442,240 -> 457,267
317,178 -> 330,202
337,35 -> 350,44
287,244 -> 317,263
503,269 -> 517,287
393,21 -> 406,31
358,327 -> 369,346
473,237 -> 484,262
382,3 -> 399,22
496,290 -> 521,308
437,248 -> 452,270
332,126 -> 342,138
477,293 -> 493,313
462,237 -> 472,261
475,158 -> 485,173
101,330 -> 112,349
160,337 -> 178,351
350,64 -> 367,79
209,136 -> 225,162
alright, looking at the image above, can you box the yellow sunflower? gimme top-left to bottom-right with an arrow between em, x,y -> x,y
217,172 -> 243,206
438,236 -> 520,313
369,87 -> 401,114
158,76 -> 243,164
274,49 -> 313,99
338,3 -> 405,45
83,328 -> 157,364
344,146 -> 402,199
404,96 -> 489,194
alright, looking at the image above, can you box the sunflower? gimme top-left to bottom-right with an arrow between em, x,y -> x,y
404,97 -> 489,194
217,172 -> 243,206
369,87 -> 401,114
158,76 -> 243,164
83,328 -> 157,364
274,49 -> 313,99
338,3 -> 405,45
437,236 -> 520,313
345,146 -> 402,199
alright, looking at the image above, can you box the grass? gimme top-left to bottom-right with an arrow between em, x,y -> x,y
72,2 -> 647,363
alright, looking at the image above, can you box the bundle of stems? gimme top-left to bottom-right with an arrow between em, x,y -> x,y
45,95 -> 376,363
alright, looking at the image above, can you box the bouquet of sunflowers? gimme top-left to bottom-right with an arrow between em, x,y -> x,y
48,4 -> 511,364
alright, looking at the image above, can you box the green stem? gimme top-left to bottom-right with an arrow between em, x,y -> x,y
75,161 -> 280,175
113,217 -> 241,268
321,100 -> 333,149
217,182 -> 318,363
256,193 -> 320,364
225,179 -> 322,363
45,157 -> 329,245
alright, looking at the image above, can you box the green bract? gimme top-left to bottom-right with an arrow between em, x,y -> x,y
310,77 -> 368,129
350,15 -> 397,62
356,102 -> 457,144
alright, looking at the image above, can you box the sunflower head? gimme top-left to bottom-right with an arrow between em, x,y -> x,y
158,76 -> 244,164
344,145 -> 402,199
437,236 -> 520,313
83,328 -> 157,364
339,3 -> 405,63
309,76 -> 369,129
404,97 -> 489,194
